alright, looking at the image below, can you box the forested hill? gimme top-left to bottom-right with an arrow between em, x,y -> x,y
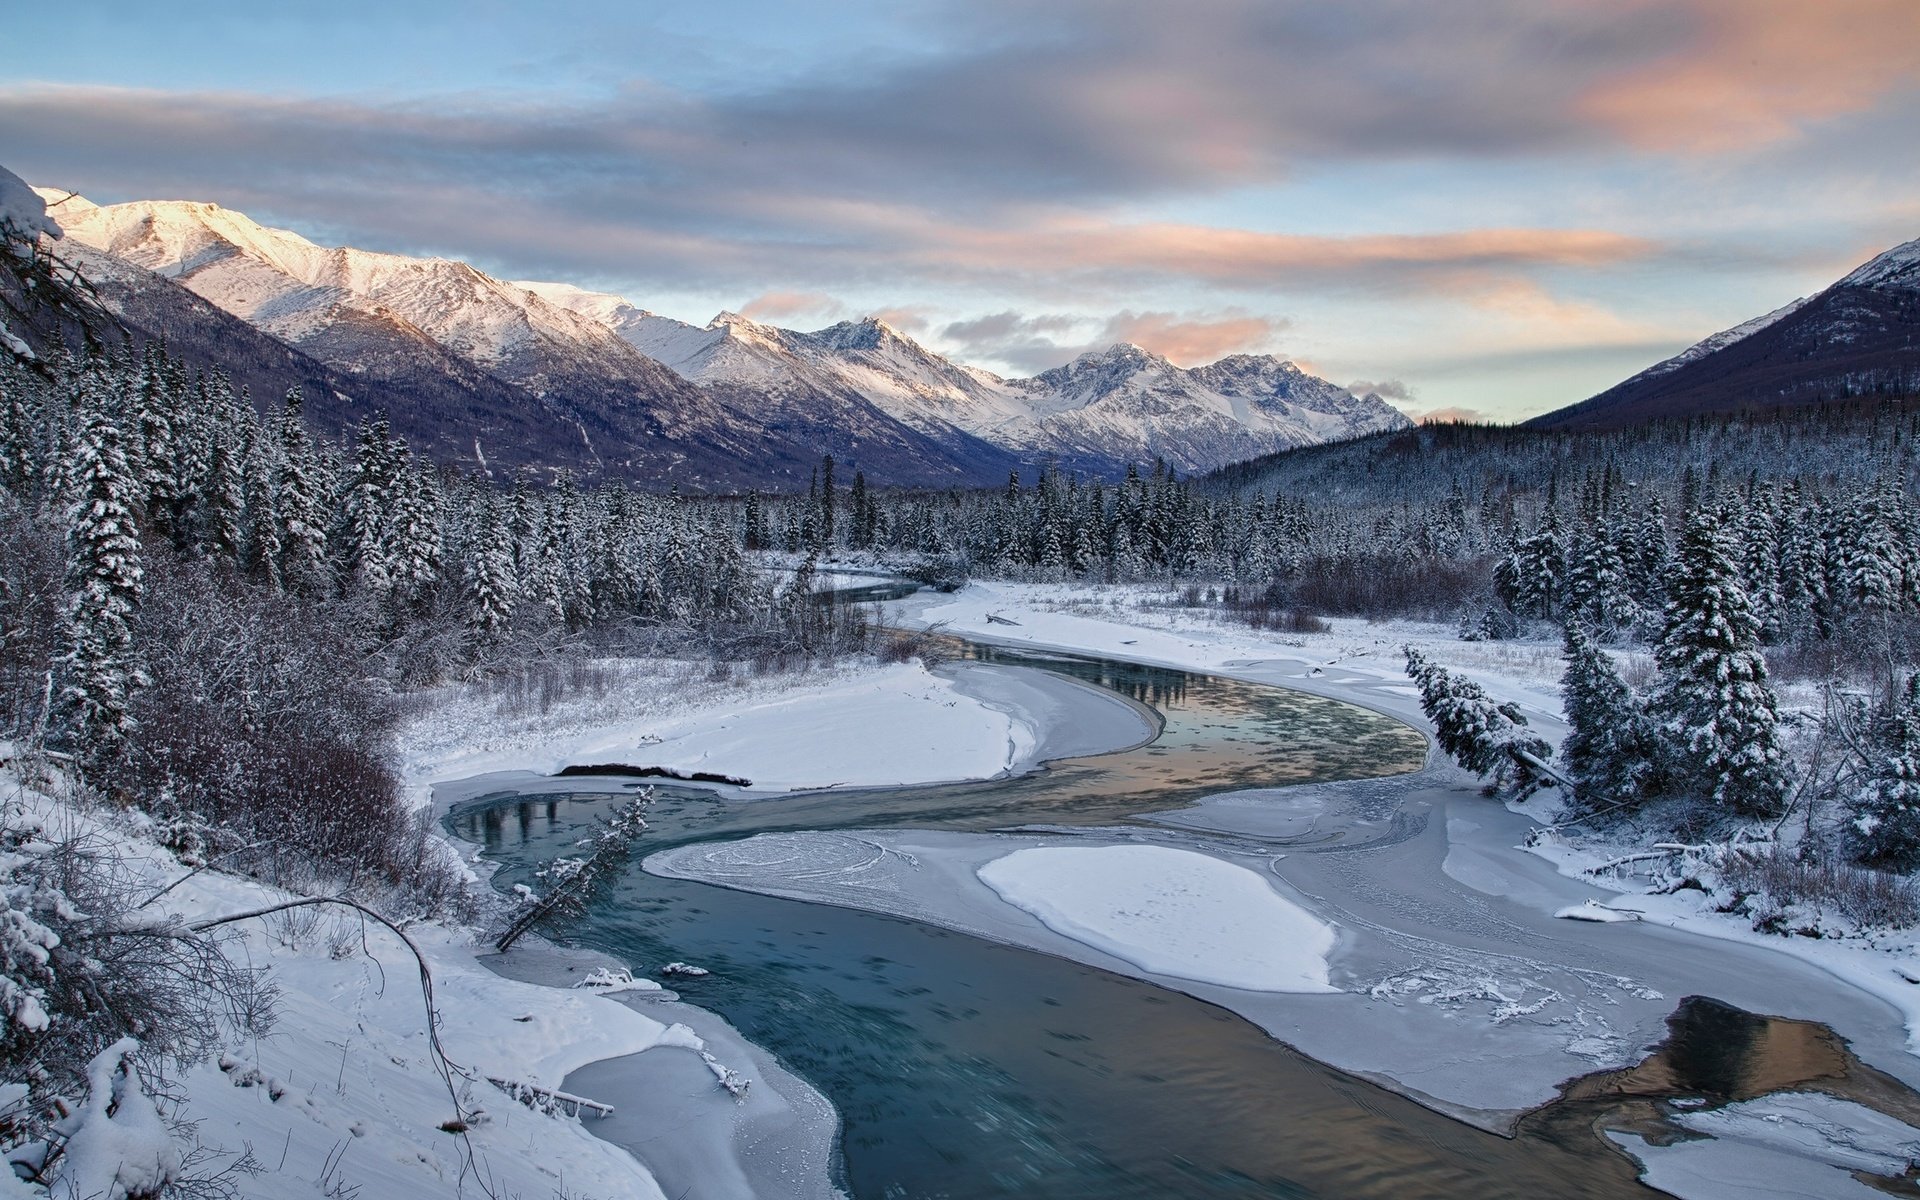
1525,237 -> 1920,431
1200,400 -> 1920,509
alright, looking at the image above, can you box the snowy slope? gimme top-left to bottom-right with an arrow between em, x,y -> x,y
522,289 -> 1045,436
1841,235 -> 1920,290
39,194 -> 667,388
1617,297 -> 1812,384
33,190 -> 1025,488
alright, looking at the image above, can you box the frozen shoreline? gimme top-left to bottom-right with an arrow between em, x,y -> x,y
481,939 -> 845,1200
420,648 -> 1156,1196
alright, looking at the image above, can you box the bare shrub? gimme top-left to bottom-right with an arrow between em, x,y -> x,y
1218,585 -> 1330,633
1766,611 -> 1920,688
1281,553 -> 1497,621
1,818 -> 276,1149
110,558 -> 457,913
1719,843 -> 1920,928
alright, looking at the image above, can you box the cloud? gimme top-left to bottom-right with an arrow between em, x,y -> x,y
938,308 -> 1286,374
1576,0 -> 1920,152
867,305 -> 934,334
2,0 -> 1908,292
0,83 -> 1659,307
1347,378 -> 1415,401
740,291 -> 845,323
1099,311 -> 1287,364
1412,406 -> 1491,424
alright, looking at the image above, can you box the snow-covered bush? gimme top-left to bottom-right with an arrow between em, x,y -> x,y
1715,843 -> 1920,932
0,789 -> 273,1174
33,1038 -> 178,1200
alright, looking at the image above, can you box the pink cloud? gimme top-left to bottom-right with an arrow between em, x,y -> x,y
1578,0 -> 1920,151
740,291 -> 845,322
1100,310 -> 1284,364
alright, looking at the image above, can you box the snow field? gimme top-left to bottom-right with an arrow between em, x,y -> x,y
400,655 -> 1044,803
977,844 -> 1337,992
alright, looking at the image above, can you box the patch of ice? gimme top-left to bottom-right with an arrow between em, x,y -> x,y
1611,1092 -> 1920,1199
977,844 -> 1337,992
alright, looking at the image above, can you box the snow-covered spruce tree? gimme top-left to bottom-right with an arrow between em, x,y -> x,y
1405,647 -> 1553,795
54,392 -> 147,766
1558,621 -> 1658,815
343,413 -> 398,597
464,504 -> 518,647
1649,512 -> 1791,820
271,388 -> 330,594
129,343 -> 177,546
1493,507 -> 1565,620
1564,526 -> 1637,639
1850,673 -> 1920,871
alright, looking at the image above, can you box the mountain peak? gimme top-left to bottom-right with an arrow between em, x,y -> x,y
1070,342 -> 1168,370
809,315 -> 915,353
709,309 -> 777,331
1531,232 -> 1920,430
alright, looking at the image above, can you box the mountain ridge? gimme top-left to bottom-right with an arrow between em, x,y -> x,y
34,187 -> 1410,483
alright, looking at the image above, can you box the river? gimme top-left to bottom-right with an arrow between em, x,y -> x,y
449,638 -> 1920,1198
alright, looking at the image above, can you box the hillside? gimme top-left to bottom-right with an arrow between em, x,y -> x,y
1530,238 -> 1920,430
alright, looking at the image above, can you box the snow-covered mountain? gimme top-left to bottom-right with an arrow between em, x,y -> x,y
528,284 -> 1411,473
1534,236 -> 1920,430
37,192 -> 1027,487
38,186 -> 1406,482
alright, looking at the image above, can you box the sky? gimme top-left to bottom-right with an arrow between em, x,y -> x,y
2,0 -> 1916,422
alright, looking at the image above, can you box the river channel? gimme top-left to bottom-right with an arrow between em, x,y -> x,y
449,639 -> 1915,1199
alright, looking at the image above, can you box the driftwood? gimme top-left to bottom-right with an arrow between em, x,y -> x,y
984,612 -> 1021,626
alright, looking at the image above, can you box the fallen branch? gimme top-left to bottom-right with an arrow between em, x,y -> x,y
485,1077 -> 614,1119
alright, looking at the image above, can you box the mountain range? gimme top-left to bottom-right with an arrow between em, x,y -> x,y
29,186 -> 1410,488
1530,237 -> 1920,429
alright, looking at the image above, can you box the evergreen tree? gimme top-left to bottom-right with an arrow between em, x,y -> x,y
273,390 -> 330,593
344,414 -> 398,596
55,395 -> 148,761
818,454 -> 836,550
1650,513 -> 1790,818
1405,648 -> 1552,794
1558,621 -> 1657,813
465,505 -> 519,644
131,343 -> 178,542
742,490 -> 768,552
1851,674 -> 1920,871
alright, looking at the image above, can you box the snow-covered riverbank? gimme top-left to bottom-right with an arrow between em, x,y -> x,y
639,579 -> 1920,1197
395,646 -> 1156,1199
0,646 -> 1162,1200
